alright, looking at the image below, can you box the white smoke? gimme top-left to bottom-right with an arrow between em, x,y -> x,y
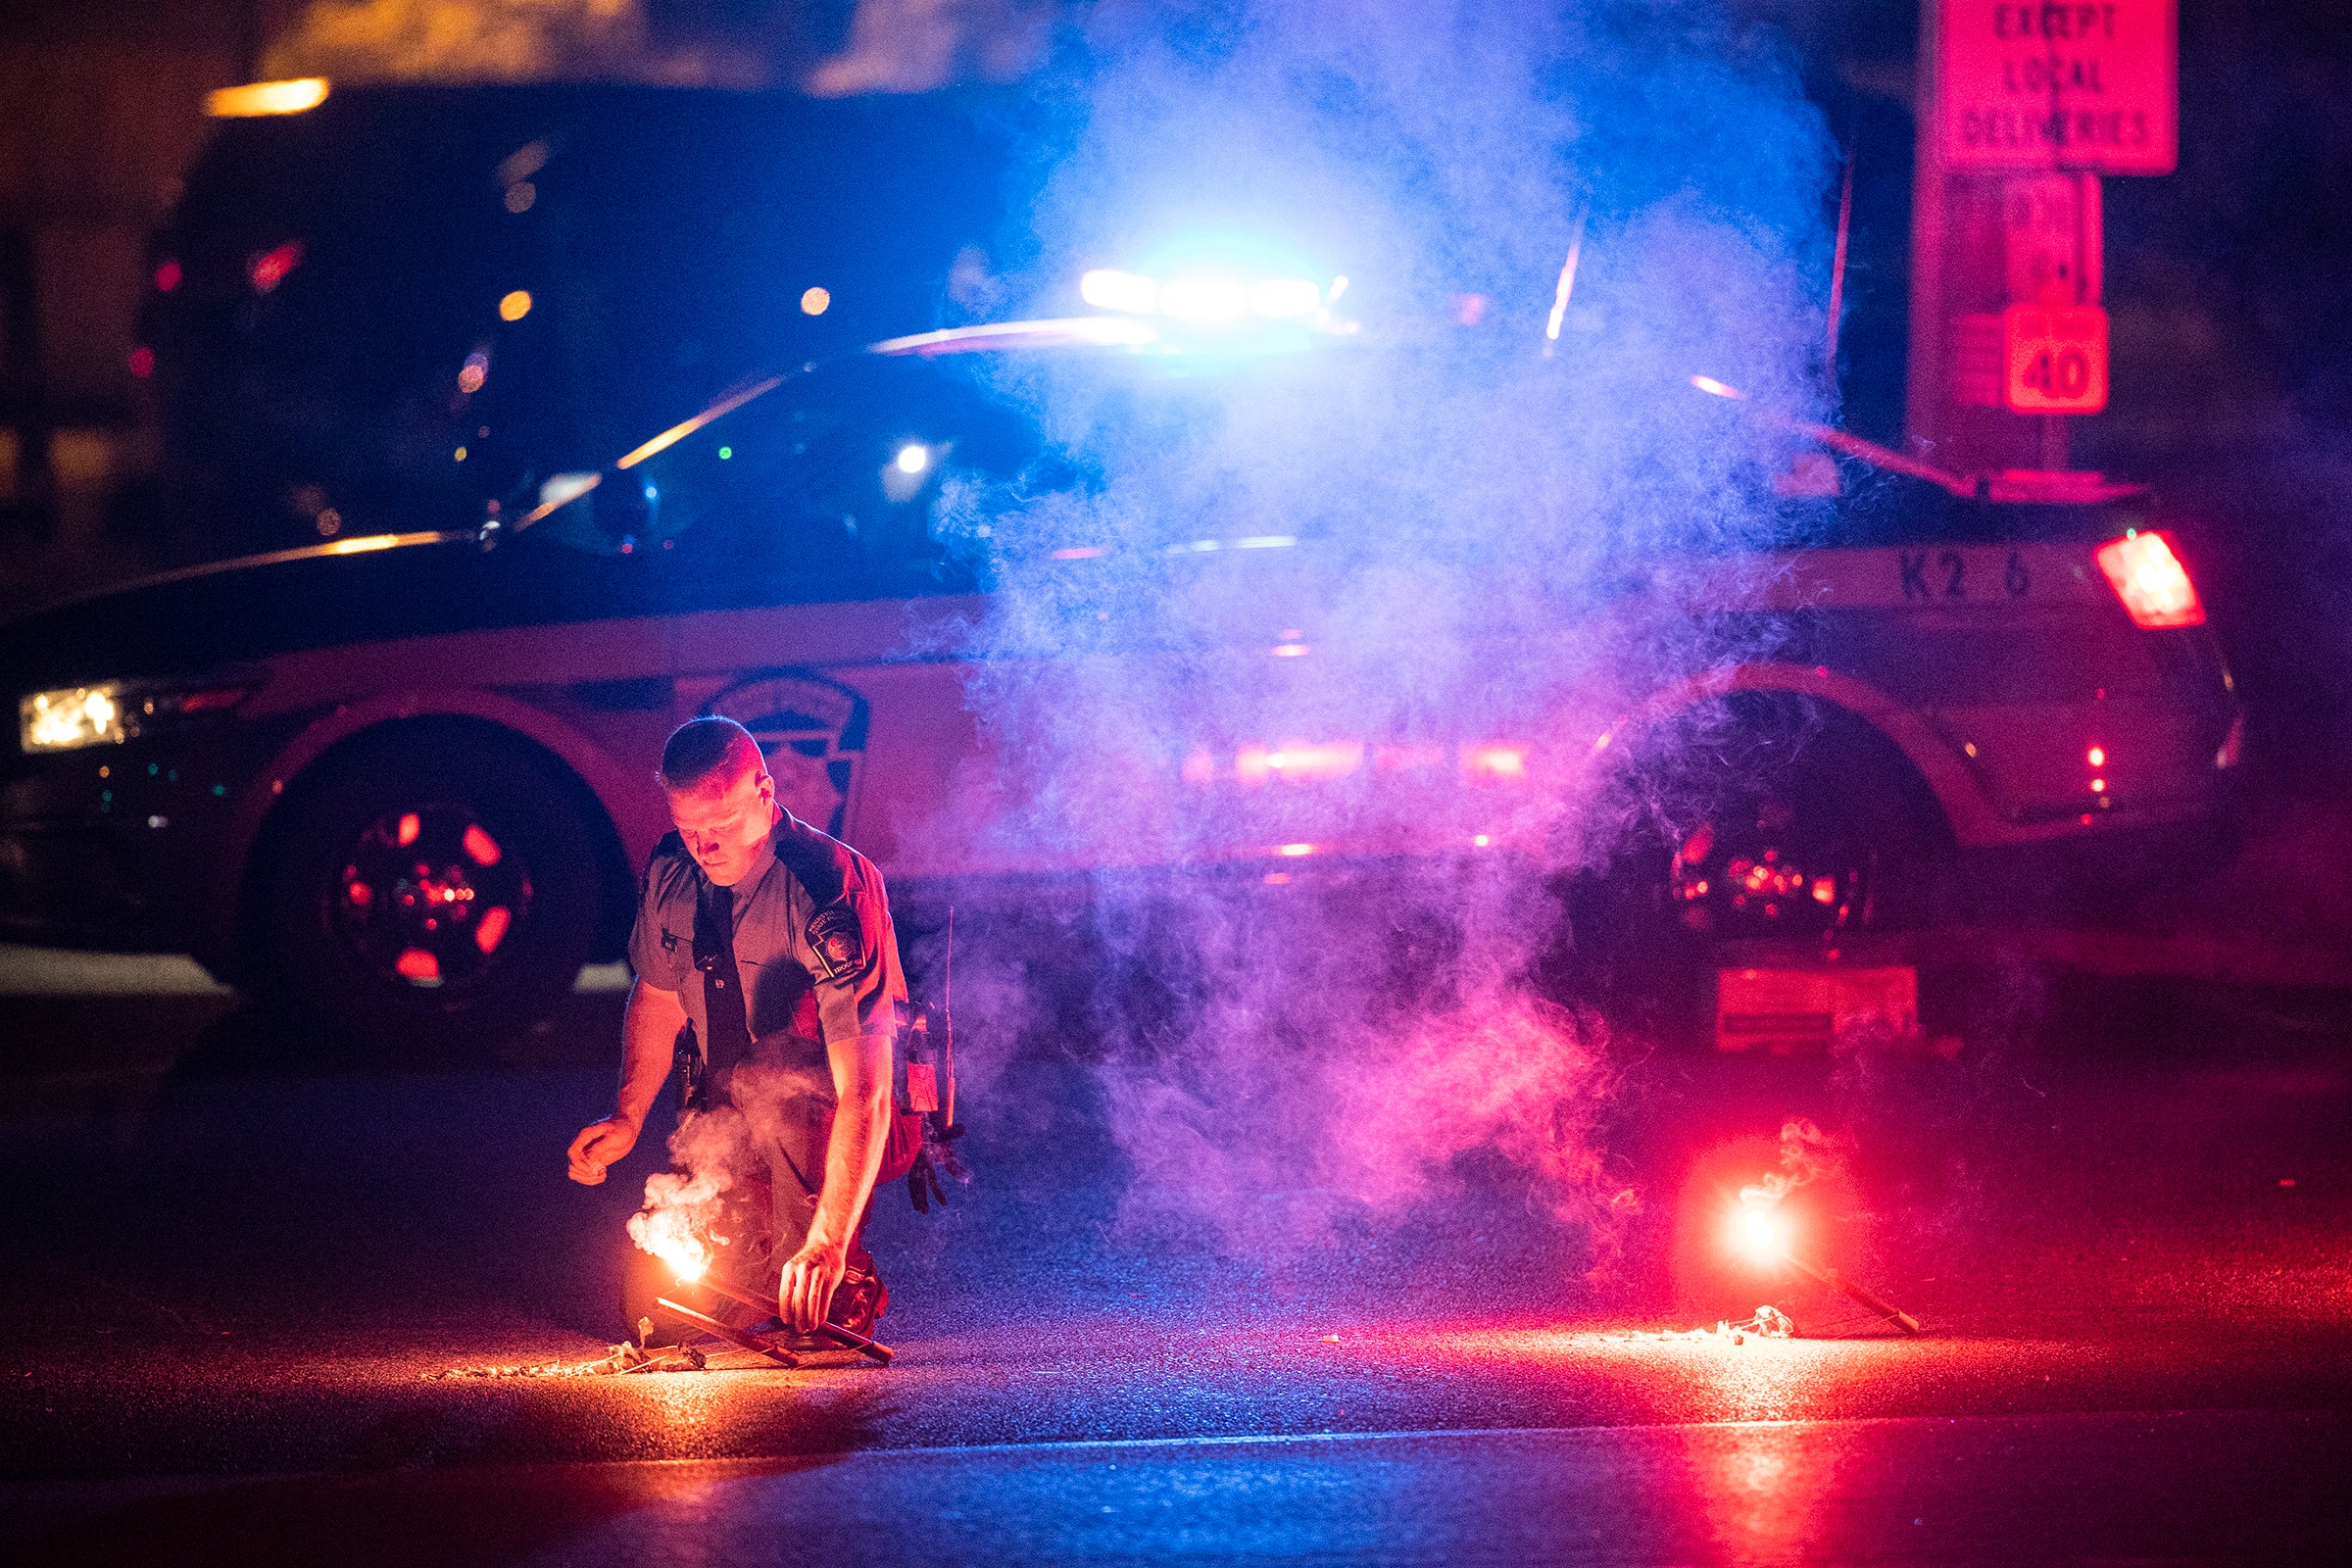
924,1 -> 1840,1265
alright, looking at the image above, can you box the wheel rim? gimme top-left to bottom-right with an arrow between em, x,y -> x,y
331,802 -> 535,990
1666,794 -> 1869,938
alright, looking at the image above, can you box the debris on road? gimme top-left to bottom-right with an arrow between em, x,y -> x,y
423,1341 -> 709,1380
1641,1306 -> 1799,1345
1732,1172 -> 1923,1336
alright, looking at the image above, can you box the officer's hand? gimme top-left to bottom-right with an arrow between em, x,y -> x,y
566,1117 -> 639,1185
778,1239 -> 848,1334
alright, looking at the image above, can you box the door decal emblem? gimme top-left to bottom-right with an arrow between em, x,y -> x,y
701,670 -> 869,839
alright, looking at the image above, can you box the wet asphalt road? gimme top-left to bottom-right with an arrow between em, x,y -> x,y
2,952 -> 2349,1564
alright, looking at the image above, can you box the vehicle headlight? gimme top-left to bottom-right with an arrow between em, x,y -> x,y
21,684 -> 127,753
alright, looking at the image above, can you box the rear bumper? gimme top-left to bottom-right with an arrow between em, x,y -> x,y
1929,625 -> 2243,851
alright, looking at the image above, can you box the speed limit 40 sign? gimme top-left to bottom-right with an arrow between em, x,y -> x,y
2003,303 -> 2108,413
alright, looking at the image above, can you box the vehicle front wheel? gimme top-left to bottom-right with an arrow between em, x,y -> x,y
256,730 -> 604,1054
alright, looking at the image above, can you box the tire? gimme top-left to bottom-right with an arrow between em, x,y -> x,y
1643,698 -> 1944,942
1552,695 -> 1949,1033
257,726 -> 604,1054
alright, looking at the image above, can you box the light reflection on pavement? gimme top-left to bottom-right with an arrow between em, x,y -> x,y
3,959 -> 2350,1562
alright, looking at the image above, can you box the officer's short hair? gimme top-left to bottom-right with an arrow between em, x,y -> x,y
661,716 -> 762,795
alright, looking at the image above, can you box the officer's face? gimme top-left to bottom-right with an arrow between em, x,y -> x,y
666,762 -> 777,887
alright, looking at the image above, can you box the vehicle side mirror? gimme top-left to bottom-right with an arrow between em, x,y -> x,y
593,470 -> 661,551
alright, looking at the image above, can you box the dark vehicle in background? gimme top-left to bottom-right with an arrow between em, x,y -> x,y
137,83 -> 1016,558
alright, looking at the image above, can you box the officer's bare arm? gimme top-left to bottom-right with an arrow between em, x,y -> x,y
777,1029 -> 892,1329
614,978 -> 689,1130
565,978 -> 688,1185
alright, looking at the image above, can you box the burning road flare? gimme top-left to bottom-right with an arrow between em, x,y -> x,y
626,1167 -> 725,1284
1730,1187 -> 1921,1337
628,1161 -> 896,1365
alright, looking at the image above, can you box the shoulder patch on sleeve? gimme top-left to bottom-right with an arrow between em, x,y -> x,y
807,904 -> 864,981
773,812 -> 872,981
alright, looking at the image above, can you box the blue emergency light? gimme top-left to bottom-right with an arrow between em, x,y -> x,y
1080,267 -> 1332,322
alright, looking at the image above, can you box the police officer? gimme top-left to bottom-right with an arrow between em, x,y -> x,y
565,715 -> 907,1343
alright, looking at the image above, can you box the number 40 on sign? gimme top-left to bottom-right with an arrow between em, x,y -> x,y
2004,303 -> 2109,414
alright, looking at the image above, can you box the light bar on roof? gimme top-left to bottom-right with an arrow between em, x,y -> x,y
1081,268 -> 1325,322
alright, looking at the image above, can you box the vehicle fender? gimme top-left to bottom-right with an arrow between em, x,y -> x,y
1600,662 -> 1997,848
202,688 -> 665,966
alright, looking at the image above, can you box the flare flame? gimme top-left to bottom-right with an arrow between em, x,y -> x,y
626,1166 -> 728,1282
1730,1187 -> 1791,1264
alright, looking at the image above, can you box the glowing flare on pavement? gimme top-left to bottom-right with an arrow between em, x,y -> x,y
629,1167 -> 732,1287
641,1223 -> 710,1283
1731,1190 -> 1791,1263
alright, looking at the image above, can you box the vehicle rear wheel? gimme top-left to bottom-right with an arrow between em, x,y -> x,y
258,729 -> 603,1054
1552,696 -> 1949,1035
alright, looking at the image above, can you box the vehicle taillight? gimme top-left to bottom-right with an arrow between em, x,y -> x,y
2095,531 -> 2205,628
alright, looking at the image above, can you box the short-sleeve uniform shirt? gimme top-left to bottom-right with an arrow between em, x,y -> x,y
628,808 -> 905,1102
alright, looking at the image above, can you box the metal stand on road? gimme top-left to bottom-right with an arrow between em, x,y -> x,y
655,1297 -> 803,1368
669,1269 -> 897,1366
1783,1251 -> 1922,1336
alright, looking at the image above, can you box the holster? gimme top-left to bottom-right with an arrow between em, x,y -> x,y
674,1021 -> 709,1114
898,1003 -> 964,1213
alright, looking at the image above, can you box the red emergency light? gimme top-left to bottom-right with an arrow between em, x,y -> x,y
2095,531 -> 2204,629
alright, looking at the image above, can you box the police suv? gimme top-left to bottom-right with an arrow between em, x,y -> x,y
1,299 -> 2240,1046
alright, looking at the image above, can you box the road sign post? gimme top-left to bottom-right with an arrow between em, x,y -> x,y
2003,304 -> 2109,414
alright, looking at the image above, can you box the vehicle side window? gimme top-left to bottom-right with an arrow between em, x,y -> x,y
658,359 -> 1039,595
646,410 -> 863,577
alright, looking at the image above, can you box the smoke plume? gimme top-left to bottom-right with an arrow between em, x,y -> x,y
1740,1116 -> 1842,1208
928,1 -> 1841,1266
